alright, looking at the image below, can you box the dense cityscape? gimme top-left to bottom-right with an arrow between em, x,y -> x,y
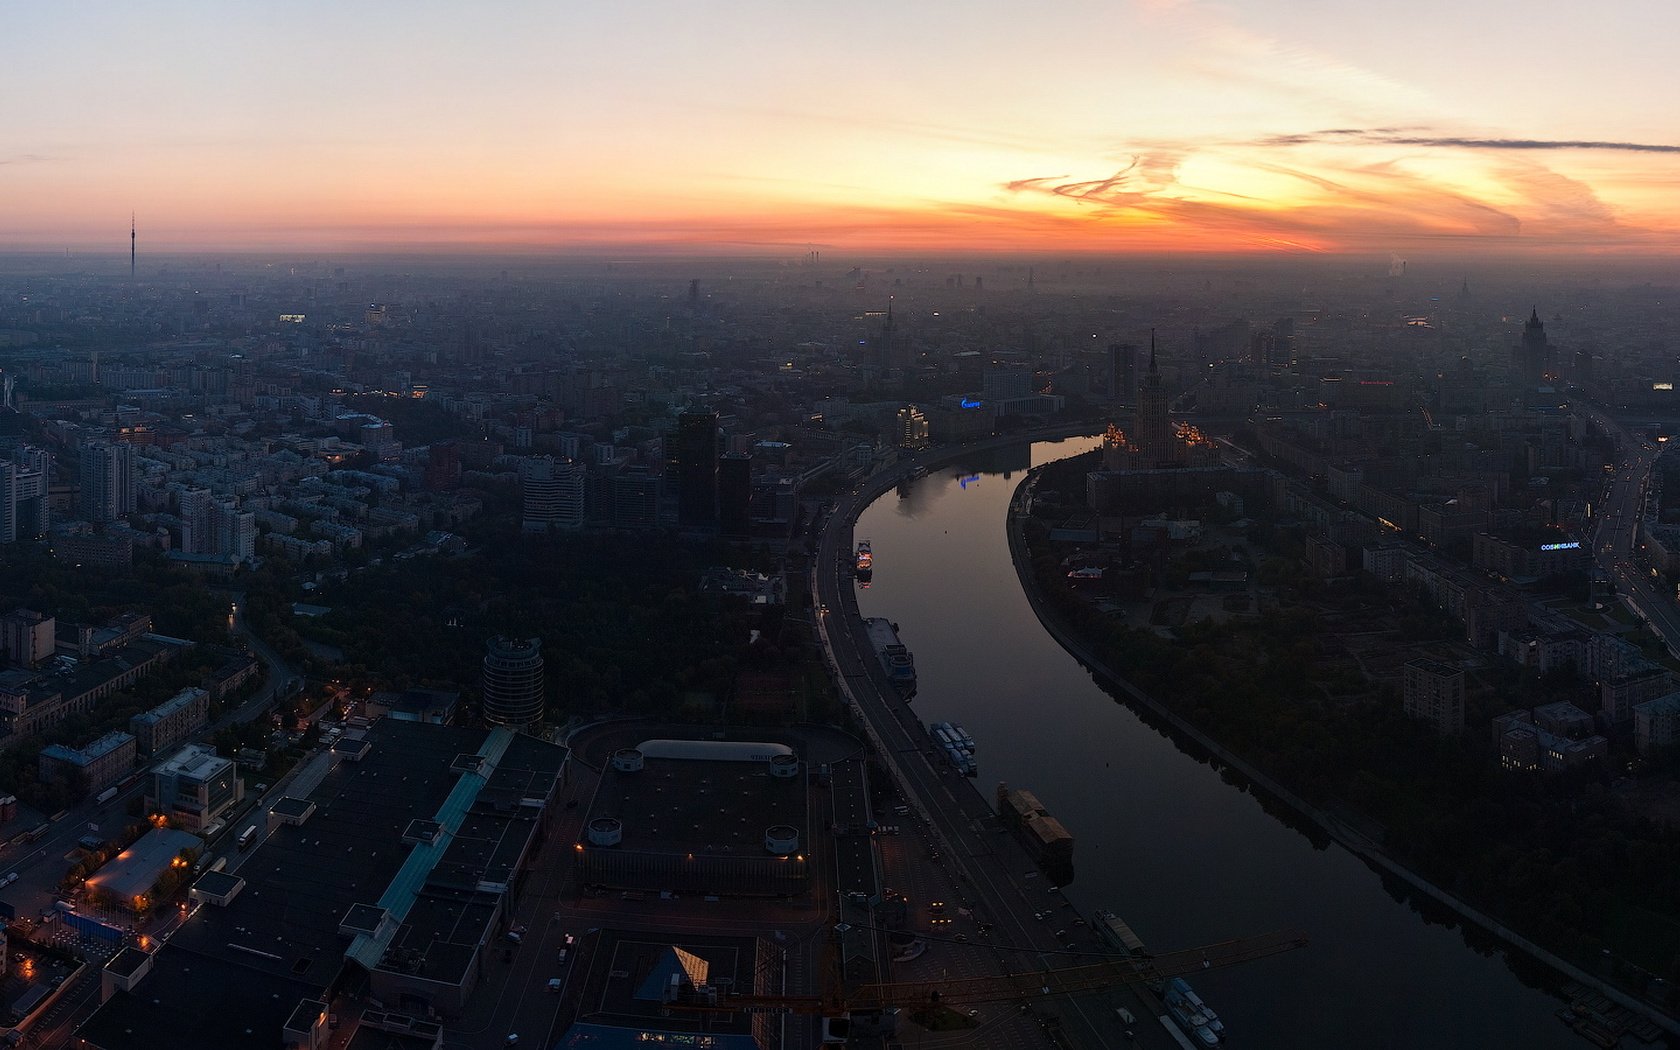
0,252 -> 1675,1049
8,1 -> 1680,1047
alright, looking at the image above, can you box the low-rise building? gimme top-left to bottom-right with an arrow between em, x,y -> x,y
84,828 -> 202,913
1634,692 -> 1680,755
1492,711 -> 1608,772
1603,666 -> 1679,725
39,730 -> 136,793
204,653 -> 260,700
364,688 -> 457,725
145,744 -> 241,831
129,687 -> 210,755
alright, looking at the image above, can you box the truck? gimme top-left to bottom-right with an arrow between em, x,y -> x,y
237,825 -> 258,850
95,787 -> 117,805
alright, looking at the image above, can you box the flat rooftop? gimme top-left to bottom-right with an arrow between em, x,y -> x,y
80,719 -> 567,1050
575,930 -> 770,1036
371,730 -> 566,988
585,751 -> 805,859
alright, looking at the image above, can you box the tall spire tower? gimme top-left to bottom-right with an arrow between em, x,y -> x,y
1136,329 -> 1173,466
130,213 -> 136,278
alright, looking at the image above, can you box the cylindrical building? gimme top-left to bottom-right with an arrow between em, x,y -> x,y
482,636 -> 545,729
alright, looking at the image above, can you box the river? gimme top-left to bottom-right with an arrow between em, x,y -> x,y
852,435 -> 1577,1049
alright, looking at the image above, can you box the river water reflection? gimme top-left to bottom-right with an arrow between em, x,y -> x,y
852,436 -> 1576,1049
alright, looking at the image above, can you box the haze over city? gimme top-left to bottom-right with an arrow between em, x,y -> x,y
5,1 -> 1680,253
9,4 -> 1680,1050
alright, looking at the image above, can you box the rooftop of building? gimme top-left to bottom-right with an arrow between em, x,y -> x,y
1404,657 -> 1463,678
1639,692 -> 1680,714
78,951 -> 320,1050
192,868 -> 242,899
15,637 -> 174,709
41,729 -> 134,765
104,947 -> 150,979
368,688 -> 459,718
270,795 -> 315,820
81,719 -> 566,1047
153,742 -> 227,778
585,745 -> 805,859
132,686 -> 208,726
370,730 -> 565,988
85,827 -> 201,903
572,930 -> 768,1037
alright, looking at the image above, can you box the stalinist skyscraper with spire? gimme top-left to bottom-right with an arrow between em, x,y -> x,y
1100,331 -> 1217,473
1136,332 -> 1173,466
1519,307 -> 1549,384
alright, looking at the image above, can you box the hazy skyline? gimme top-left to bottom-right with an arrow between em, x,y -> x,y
5,0 -> 1679,254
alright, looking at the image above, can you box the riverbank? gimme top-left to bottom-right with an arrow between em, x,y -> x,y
1003,460 -> 1680,1039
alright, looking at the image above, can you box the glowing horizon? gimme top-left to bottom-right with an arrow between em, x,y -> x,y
5,1 -> 1678,255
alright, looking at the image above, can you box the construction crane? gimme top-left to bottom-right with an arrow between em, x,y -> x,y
684,927 -> 1308,1016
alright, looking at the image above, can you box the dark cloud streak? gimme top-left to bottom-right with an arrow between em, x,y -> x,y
1257,129 -> 1680,153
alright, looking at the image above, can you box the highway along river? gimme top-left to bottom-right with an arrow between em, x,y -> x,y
852,435 -> 1575,1049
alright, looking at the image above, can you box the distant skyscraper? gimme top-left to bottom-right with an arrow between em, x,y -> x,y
1106,343 -> 1138,404
718,452 -> 752,540
79,441 -> 136,522
675,411 -> 719,528
1269,317 -> 1295,368
425,439 -> 462,492
1519,307 -> 1550,383
519,456 -> 584,532
130,213 -> 135,278
0,447 -> 50,543
176,486 -> 214,553
210,499 -> 256,562
482,636 -> 544,730
1135,332 -> 1173,465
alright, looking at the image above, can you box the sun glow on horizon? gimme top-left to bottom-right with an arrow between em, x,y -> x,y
4,1 -> 1678,255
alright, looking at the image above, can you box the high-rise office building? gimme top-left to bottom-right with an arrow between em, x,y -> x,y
1106,343 -> 1138,404
611,467 -> 661,529
78,441 -> 136,522
482,636 -> 545,730
675,411 -> 719,528
177,487 -> 214,554
210,499 -> 256,562
519,456 -> 585,532
718,453 -> 752,540
0,448 -> 49,543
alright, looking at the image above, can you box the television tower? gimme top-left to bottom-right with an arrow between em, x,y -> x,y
130,212 -> 136,278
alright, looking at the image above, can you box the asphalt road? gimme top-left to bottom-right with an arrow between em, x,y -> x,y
1576,408 -> 1680,651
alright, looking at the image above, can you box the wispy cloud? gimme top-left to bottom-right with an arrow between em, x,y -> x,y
1255,128 -> 1680,153
0,154 -> 49,166
995,138 -> 1678,252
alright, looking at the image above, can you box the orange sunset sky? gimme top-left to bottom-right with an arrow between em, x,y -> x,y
4,1 -> 1679,255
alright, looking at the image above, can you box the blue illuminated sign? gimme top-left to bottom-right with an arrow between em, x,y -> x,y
1538,541 -> 1580,551
960,398 -> 983,409
958,473 -> 980,489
